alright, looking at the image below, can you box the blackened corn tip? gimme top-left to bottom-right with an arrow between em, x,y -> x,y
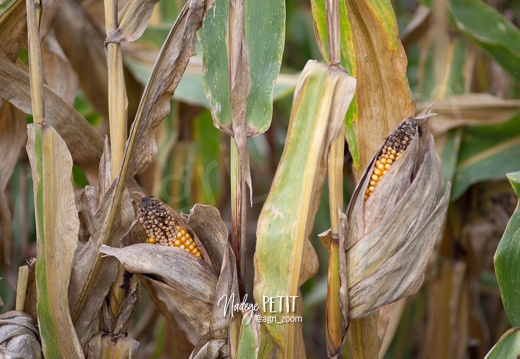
138,197 -> 201,258
364,118 -> 416,201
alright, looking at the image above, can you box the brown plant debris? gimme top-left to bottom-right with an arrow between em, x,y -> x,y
364,118 -> 416,200
137,197 -> 201,258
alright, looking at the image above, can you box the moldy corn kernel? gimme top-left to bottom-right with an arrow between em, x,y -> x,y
364,118 -> 417,201
137,197 -> 201,258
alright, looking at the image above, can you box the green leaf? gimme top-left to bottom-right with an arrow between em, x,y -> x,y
452,112 -> 520,199
193,110 -> 222,205
440,128 -> 462,195
485,328 -> 520,358
125,56 -> 297,110
449,0 -> 520,83
199,0 -> 285,134
417,37 -> 469,99
310,0 -> 359,167
494,172 -> 520,327
254,61 -> 355,354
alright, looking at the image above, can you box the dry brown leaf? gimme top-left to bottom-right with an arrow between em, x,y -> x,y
345,0 -> 415,177
228,0 -> 253,201
106,0 -> 160,43
0,57 -> 103,180
139,275 -> 200,347
53,0 -> 142,122
424,260 -> 468,359
84,332 -> 139,358
0,101 -> 25,265
377,299 -> 407,359
418,93 -> 520,137
41,32 -> 79,105
0,0 -> 26,61
0,311 -> 41,359
123,0 -> 206,177
101,244 -> 217,336
69,184 -> 133,347
52,0 -> 109,119
40,0 -> 61,38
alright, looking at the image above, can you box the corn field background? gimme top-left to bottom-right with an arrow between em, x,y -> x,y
2,0 -> 520,357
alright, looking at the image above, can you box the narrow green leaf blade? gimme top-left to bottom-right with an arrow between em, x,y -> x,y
199,0 -> 285,134
452,112 -> 520,199
495,172 -> 520,327
310,0 -> 359,167
485,328 -> 520,358
449,0 -> 520,83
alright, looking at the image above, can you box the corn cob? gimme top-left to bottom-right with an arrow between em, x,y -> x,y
137,197 -> 201,258
364,118 -> 417,201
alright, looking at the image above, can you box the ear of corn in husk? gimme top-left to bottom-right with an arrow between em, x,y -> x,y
342,106 -> 450,319
101,204 -> 238,359
137,196 -> 202,258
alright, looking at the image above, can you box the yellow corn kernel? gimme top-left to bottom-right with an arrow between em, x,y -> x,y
364,118 -> 416,200
138,196 -> 202,258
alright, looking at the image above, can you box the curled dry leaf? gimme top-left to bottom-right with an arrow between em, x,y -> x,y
0,57 -> 103,180
417,93 -> 520,137
84,332 -> 139,358
0,101 -> 25,265
100,204 -> 237,358
106,0 -> 160,43
0,311 -> 42,359
342,107 -> 450,319
41,32 -> 79,105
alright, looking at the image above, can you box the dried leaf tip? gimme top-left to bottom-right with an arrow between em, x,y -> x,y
364,118 -> 417,200
137,197 -> 201,258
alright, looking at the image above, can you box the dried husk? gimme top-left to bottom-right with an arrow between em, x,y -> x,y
100,204 -> 237,358
84,332 -> 139,358
342,109 -> 450,319
0,311 -> 41,359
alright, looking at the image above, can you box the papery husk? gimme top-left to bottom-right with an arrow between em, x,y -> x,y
100,243 -> 217,336
0,311 -> 41,359
100,204 -> 238,358
84,332 -> 139,358
343,111 -> 450,319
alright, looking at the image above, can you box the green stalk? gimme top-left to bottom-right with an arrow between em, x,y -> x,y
103,0 -> 129,318
348,130 -> 379,358
26,0 -> 44,124
230,139 -> 246,297
327,126 -> 344,358
325,1 -> 344,357
348,313 -> 379,359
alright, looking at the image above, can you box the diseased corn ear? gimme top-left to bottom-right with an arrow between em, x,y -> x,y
364,118 -> 416,200
137,196 -> 202,258
343,106 -> 450,319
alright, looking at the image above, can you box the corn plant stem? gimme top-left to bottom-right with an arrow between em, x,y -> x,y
231,138 -> 246,298
16,266 -> 29,311
26,0 -> 44,124
325,0 -> 340,65
325,0 -> 344,355
349,138 -> 379,357
348,313 -> 379,359
327,127 -> 344,357
103,0 -> 129,318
